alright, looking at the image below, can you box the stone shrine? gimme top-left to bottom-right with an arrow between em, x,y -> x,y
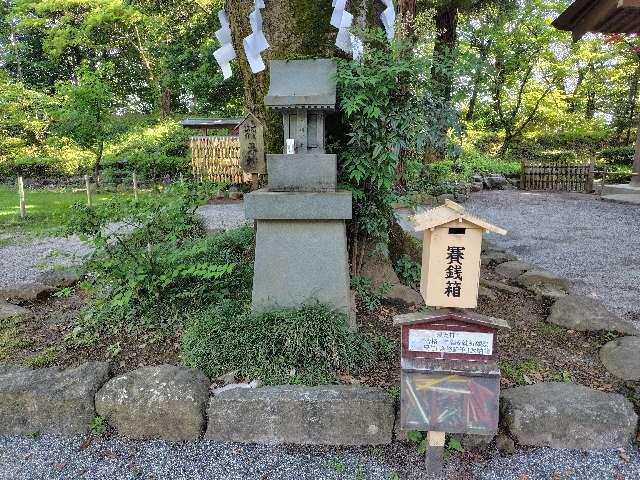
245,59 -> 353,317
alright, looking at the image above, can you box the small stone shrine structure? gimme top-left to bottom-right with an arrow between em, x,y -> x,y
245,59 -> 353,316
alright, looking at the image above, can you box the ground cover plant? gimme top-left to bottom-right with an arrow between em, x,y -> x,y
182,302 -> 379,385
63,181 -> 247,345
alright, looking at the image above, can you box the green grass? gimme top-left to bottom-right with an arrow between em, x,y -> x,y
0,185 -> 140,238
0,318 -> 33,361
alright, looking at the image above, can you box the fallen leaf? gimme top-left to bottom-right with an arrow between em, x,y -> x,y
618,449 -> 630,462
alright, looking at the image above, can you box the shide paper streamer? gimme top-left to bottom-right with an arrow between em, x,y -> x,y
243,0 -> 270,74
213,10 -> 236,80
330,0 -> 362,59
380,0 -> 396,41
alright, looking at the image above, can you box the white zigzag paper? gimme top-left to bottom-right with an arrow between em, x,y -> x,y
380,0 -> 396,41
243,0 -> 270,74
213,10 -> 236,80
330,0 -> 361,59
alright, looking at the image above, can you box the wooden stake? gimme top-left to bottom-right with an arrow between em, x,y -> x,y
132,172 -> 139,201
85,174 -> 93,208
425,431 -> 446,478
251,173 -> 259,191
18,176 -> 26,219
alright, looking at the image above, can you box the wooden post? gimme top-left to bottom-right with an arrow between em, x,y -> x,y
425,431 -> 446,478
84,174 -> 93,208
251,173 -> 259,191
132,172 -> 139,201
18,176 -> 26,219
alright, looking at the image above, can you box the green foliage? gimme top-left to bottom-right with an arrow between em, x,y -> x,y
337,29 -> 453,251
181,303 -> 377,386
395,254 -> 421,290
0,318 -> 33,361
598,146 -> 636,166
351,276 -> 391,312
55,63 -> 115,171
65,182 -> 252,342
90,416 -> 108,435
499,359 -> 539,385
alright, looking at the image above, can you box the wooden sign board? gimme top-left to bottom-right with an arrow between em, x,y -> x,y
238,113 -> 266,174
396,310 -> 508,362
421,221 -> 483,309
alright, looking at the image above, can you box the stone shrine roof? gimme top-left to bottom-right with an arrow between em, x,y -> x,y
265,59 -> 337,111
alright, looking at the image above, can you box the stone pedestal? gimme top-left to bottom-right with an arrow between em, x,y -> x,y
246,157 -> 352,316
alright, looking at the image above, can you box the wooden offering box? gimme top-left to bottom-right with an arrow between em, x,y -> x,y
410,200 -> 506,309
395,309 -> 510,435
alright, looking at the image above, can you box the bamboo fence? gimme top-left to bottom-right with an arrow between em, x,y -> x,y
521,160 -> 595,193
190,136 -> 244,184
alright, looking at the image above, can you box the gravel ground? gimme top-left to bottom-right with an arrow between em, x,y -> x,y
0,236 -> 90,288
1,435 -> 638,480
0,203 -> 248,288
471,446 -> 640,480
466,190 -> 640,320
197,202 -> 249,232
0,435 -> 413,480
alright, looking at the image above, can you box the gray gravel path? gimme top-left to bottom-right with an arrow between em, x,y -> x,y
471,446 -> 640,480
466,191 -> 640,320
2,435 -> 638,480
0,203 -> 248,289
0,435 -> 411,480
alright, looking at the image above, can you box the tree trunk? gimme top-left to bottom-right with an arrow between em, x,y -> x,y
632,125 -> 640,186
397,0 -> 417,42
465,42 -> 489,122
429,5 -> 459,161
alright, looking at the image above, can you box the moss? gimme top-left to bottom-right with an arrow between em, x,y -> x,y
22,347 -> 60,368
0,318 -> 33,361
498,359 -> 539,385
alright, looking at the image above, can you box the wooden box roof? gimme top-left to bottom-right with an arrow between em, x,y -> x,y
409,200 -> 507,235
553,0 -> 640,41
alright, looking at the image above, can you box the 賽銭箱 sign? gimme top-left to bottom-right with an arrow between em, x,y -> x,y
410,200 -> 506,309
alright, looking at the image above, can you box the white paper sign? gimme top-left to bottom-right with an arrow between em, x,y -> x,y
408,329 -> 493,356
286,139 -> 295,154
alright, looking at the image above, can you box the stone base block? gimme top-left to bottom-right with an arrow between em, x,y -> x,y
0,362 -> 110,436
245,190 -> 352,220
267,154 -> 336,192
95,365 -> 210,441
252,220 -> 351,316
205,386 -> 394,445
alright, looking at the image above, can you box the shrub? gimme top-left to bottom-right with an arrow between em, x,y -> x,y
598,146 -> 636,166
395,254 -> 421,290
65,182 -> 253,343
181,302 -> 377,385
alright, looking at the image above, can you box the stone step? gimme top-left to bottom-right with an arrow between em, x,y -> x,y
205,385 -> 394,446
245,190 -> 352,220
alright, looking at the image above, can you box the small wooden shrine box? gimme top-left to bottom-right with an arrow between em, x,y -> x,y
410,200 -> 506,309
394,309 -> 510,435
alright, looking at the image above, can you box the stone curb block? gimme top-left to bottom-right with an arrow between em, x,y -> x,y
501,382 -> 637,449
205,385 -> 394,445
0,362 -> 110,436
96,365 -> 210,441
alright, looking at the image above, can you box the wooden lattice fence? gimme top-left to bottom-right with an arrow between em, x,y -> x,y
521,160 -> 595,193
190,136 -> 245,184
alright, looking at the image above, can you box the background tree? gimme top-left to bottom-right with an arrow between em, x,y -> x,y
55,63 -> 115,180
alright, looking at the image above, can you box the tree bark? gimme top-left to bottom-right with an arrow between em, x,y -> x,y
429,5 -> 459,161
632,124 -> 640,186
